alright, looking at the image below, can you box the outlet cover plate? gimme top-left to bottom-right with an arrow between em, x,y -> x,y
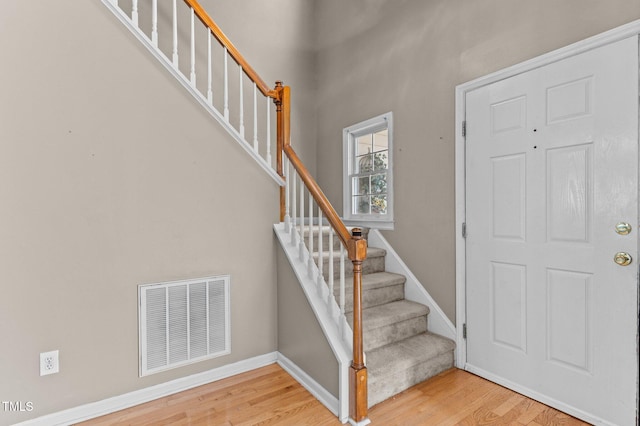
40,350 -> 59,376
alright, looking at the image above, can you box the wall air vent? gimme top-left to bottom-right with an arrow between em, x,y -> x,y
139,275 -> 230,376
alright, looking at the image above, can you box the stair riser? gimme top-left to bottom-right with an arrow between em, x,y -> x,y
368,351 -> 454,407
363,316 -> 428,352
339,284 -> 404,313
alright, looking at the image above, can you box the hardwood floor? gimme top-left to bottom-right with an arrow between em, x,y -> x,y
77,364 -> 590,425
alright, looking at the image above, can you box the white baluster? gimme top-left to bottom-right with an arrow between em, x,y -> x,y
328,228 -> 335,313
290,166 -> 297,246
238,67 -> 245,137
308,193 -> 314,278
132,0 -> 138,27
189,8 -> 196,86
339,244 -> 346,315
317,210 -> 325,297
339,243 -> 349,344
151,0 -> 158,47
206,32 -> 213,105
223,47 -> 229,120
299,176 -> 305,261
172,0 -> 178,67
284,157 -> 291,231
266,98 -> 272,166
252,83 -> 258,152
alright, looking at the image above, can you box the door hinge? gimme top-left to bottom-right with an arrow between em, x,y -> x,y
462,121 -> 467,137
463,323 -> 467,339
462,222 -> 467,238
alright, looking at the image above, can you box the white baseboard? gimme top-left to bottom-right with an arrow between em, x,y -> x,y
15,352 -> 279,426
348,418 -> 372,426
276,353 -> 340,417
273,223 -> 352,422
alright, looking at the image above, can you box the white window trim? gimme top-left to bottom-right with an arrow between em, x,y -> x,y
342,112 -> 394,230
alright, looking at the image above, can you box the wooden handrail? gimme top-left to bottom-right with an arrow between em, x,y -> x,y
284,145 -> 351,247
183,0 -> 276,99
278,85 -> 351,248
277,83 -> 368,423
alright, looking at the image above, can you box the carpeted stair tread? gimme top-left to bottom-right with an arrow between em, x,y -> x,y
358,300 -> 429,331
347,300 -> 430,350
337,271 -> 406,293
361,246 -> 385,258
318,246 -> 387,278
367,332 -> 456,407
339,272 -> 405,312
367,332 -> 455,374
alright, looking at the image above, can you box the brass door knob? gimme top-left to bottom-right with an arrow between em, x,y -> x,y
614,252 -> 632,266
615,222 -> 632,235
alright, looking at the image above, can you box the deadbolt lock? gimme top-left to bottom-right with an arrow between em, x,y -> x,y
614,252 -> 632,266
615,222 -> 632,235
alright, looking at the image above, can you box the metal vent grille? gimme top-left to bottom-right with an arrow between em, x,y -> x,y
139,276 -> 230,376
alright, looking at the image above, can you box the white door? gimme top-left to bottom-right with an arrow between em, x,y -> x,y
465,36 -> 638,426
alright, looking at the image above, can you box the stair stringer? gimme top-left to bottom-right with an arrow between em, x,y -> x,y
273,222 -> 353,424
100,0 -> 283,186
367,229 -> 457,358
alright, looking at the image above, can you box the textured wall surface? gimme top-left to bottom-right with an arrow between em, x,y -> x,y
313,0 -> 640,322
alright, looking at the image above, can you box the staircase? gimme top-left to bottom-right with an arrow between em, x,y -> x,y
103,0 -> 456,422
312,227 -> 455,407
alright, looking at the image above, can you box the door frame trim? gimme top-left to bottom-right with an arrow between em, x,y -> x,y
454,19 -> 640,368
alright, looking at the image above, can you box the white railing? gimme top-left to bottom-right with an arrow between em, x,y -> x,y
282,157 -> 353,346
102,0 -> 282,184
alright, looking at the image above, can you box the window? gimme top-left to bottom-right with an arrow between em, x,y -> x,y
343,112 -> 393,229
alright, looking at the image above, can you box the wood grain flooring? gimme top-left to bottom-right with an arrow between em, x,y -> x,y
77,364 -> 590,425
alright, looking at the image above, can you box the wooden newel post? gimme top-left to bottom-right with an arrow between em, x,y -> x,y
274,81 -> 285,222
348,227 -> 368,423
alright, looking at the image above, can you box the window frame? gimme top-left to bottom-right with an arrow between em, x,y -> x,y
342,112 -> 394,230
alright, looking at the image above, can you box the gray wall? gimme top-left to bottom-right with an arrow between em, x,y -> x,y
277,245 -> 339,397
313,0 -> 640,323
0,1 -> 314,424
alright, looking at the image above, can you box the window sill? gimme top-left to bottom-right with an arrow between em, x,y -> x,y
343,218 -> 394,231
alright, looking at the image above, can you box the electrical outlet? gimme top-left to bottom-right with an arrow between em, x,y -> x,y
40,350 -> 59,376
